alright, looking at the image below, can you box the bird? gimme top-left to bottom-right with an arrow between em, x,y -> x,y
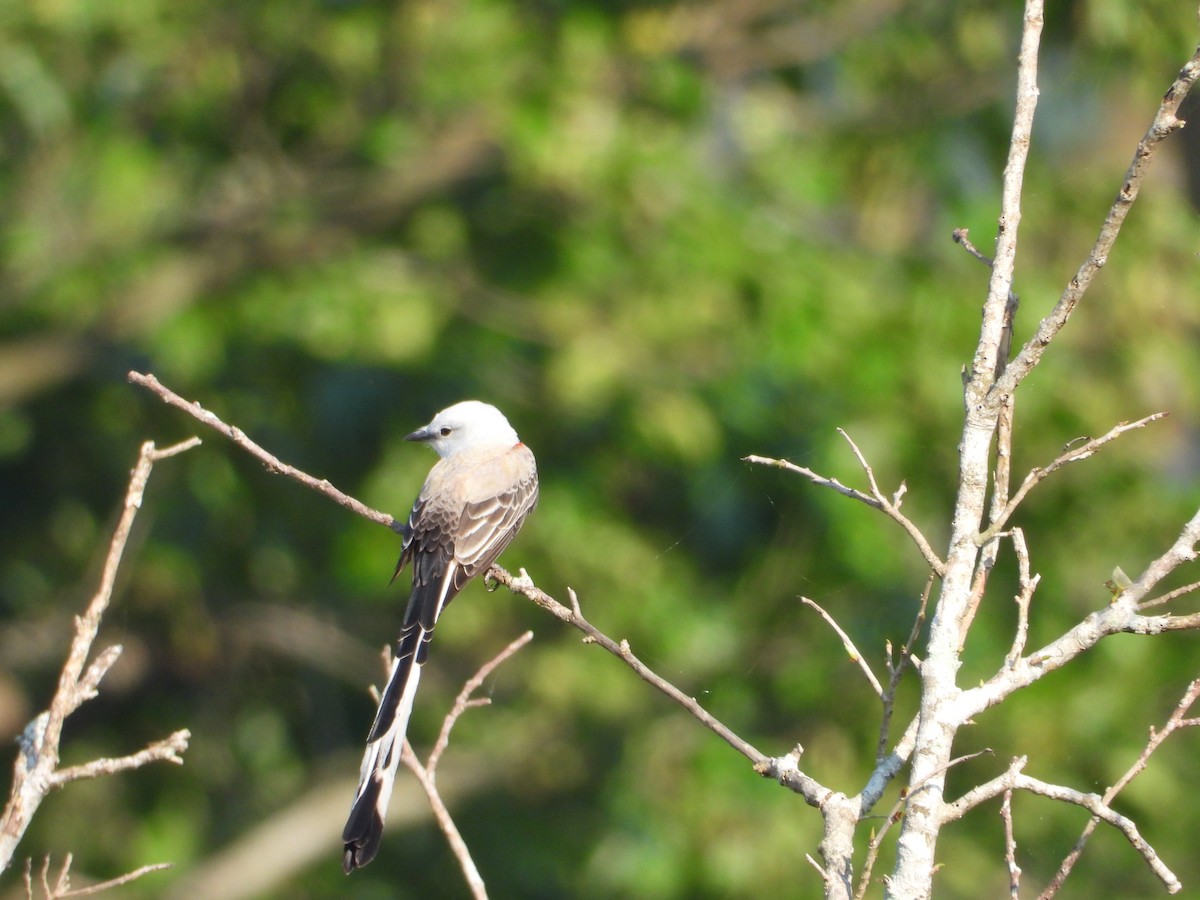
342,400 -> 539,874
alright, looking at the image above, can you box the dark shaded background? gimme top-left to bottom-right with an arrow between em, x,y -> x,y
3,1 -> 1200,897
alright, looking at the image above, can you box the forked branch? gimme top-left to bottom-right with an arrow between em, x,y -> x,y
745,427 -> 945,576
0,439 -> 197,878
396,631 -> 535,900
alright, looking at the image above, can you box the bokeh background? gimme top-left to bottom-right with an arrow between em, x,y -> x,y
3,1 -> 1200,897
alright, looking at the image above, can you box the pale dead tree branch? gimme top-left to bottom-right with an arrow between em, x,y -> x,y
1004,528 -> 1039,667
889,2 -> 1045,894
978,413 -> 1169,543
801,597 -> 883,699
128,371 -> 396,531
854,797 -> 902,900
876,580 -> 929,765
935,750 -> 1172,894
393,632 -> 534,900
402,744 -> 488,900
0,439 -> 198,876
23,853 -> 172,899
1001,786 -> 1020,900
853,747 -> 992,900
488,568 -> 918,900
1037,678 -> 1200,899
996,45 -> 1200,396
941,760 -> 1180,893
836,429 -> 946,578
888,5 -> 1200,893
744,443 -> 945,577
66,645 -> 123,718
964,414 -> 1167,650
949,228 -> 1022,374
1139,578 -> 1200,610
957,502 -> 1200,721
487,569 -> 780,778
49,731 -> 190,788
425,631 -> 534,774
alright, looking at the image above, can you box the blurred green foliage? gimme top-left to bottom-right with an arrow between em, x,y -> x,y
2,0 -> 1200,897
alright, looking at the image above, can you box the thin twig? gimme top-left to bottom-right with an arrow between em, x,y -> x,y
484,569 -> 809,793
854,793 -> 905,900
800,597 -> 883,698
745,437 -> 946,577
426,631 -> 534,773
128,371 -> 396,530
49,731 -> 191,787
951,226 -> 1022,377
1139,579 -> 1200,610
1005,529 -> 1040,666
40,856 -> 173,898
877,579 -> 930,764
951,228 -> 994,268
978,413 -> 1168,542
1001,786 -> 1021,899
962,0 -> 1042,395
963,387 -> 1019,644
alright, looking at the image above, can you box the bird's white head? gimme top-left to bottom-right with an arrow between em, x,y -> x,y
405,400 -> 521,458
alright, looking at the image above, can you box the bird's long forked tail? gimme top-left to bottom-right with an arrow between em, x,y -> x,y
342,627 -> 427,874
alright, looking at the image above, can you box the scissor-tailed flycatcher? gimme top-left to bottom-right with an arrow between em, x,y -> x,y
342,400 -> 538,873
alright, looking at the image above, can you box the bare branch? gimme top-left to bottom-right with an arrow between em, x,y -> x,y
1038,678 -> 1200,899
960,503 -> 1200,721
877,580 -> 930,764
943,685 -> 1200,896
940,755 -> 1029,822
58,860 -> 172,898
804,853 -> 827,880
0,439 -> 198,874
1001,787 -> 1021,899
1005,529 -> 1039,666
64,646 -> 123,718
486,568 -> 766,762
402,743 -> 486,899
49,731 -> 191,788
128,371 -> 396,530
836,429 -> 946,576
752,744 -> 837,808
996,46 -> 1200,395
800,597 -> 883,699
855,792 -> 905,900
856,745 -> 992,899
1019,775 -> 1176,891
743,454 -> 877,505
20,852 -> 171,899
938,755 -> 1181,895
744,441 -> 945,577
951,227 -> 1021,376
964,1 -> 1042,393
979,413 -> 1168,542
1139,579 -> 1200,610
396,631 -> 534,900
951,227 -> 994,268
426,631 -> 534,773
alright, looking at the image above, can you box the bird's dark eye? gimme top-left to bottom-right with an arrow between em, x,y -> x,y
439,427 -> 452,437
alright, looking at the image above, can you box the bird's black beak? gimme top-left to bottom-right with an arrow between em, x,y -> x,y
404,426 -> 435,442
